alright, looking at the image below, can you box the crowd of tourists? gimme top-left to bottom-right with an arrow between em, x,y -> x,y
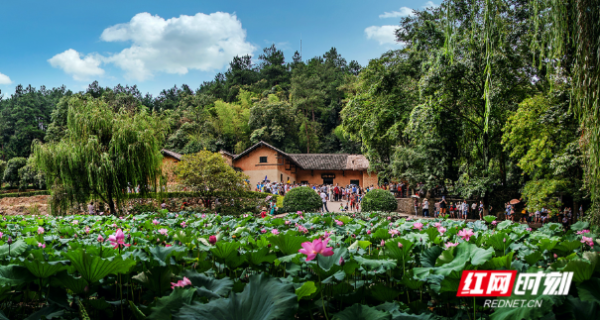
255,181 -> 379,213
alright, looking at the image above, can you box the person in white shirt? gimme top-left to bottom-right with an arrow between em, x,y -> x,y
461,200 -> 469,219
320,191 -> 329,212
422,198 -> 429,217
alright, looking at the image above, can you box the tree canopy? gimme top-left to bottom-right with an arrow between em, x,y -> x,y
31,93 -> 164,215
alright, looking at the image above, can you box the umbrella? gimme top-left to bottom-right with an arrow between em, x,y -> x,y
509,199 -> 520,205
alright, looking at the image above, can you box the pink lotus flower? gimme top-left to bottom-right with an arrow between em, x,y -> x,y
175,214 -> 179,218
285,221 -> 290,225
398,242 -> 403,248
297,211 -> 303,214
445,242 -> 459,249
0,232 -> 3,238
437,227 -> 447,234
209,235 -> 217,245
581,236 -> 594,247
261,229 -> 267,233
171,277 -> 192,289
413,222 -> 423,231
387,217 -> 391,220
297,225 -> 308,233
433,223 -> 442,228
458,228 -> 474,241
491,221 -> 497,225
406,217 -> 412,221
72,220 -> 79,225
271,229 -> 279,235
577,230 -> 591,235
84,226 -> 90,234
38,242 -> 46,248
165,244 -> 172,247
380,240 -> 385,246
335,220 -> 344,226
202,214 -> 206,218
526,228 -> 532,231
298,238 -> 334,261
367,230 -> 371,235
108,229 -> 130,249
158,229 -> 168,236
323,231 -> 331,238
553,253 -> 558,258
389,229 -> 399,237
37,227 -> 45,234
180,222 -> 187,228
97,234 -> 104,242
112,223 -> 117,228
152,219 -> 159,225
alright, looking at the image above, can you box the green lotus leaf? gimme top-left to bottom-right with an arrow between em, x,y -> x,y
174,274 -> 297,320
268,233 -> 309,255
295,281 -> 317,301
333,303 -> 391,320
63,250 -> 136,283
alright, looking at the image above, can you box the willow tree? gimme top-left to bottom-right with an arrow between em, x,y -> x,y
32,94 -> 164,215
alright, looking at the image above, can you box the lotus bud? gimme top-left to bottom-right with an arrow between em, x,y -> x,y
367,230 -> 371,235
339,257 -> 345,265
7,237 -> 12,245
209,235 -> 217,245
380,240 -> 385,246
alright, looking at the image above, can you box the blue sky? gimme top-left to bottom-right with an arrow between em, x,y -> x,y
0,0 -> 437,96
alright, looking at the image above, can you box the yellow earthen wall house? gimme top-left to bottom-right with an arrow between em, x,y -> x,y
226,141 -> 376,188
162,141 -> 377,188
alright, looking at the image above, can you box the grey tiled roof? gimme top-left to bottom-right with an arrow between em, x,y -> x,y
161,149 -> 183,161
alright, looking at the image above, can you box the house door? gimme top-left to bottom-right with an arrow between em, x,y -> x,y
321,173 -> 335,185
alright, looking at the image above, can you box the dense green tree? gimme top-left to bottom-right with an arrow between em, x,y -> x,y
258,44 -> 290,89
291,67 -> 325,153
502,86 -> 583,212
175,150 -> 249,192
248,94 -> 297,151
0,84 -> 69,160
341,50 -> 420,174
2,157 -> 27,188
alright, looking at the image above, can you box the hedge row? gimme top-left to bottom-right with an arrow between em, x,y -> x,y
0,190 -> 51,199
127,190 -> 281,201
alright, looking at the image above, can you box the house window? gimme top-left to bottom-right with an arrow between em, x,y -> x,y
259,156 -> 267,163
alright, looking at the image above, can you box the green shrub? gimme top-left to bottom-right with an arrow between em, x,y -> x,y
361,189 -> 397,212
282,186 -> 322,213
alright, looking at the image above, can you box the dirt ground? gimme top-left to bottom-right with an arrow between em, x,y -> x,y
0,195 -> 50,216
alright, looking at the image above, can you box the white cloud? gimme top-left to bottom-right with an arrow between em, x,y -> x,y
0,72 -> 12,85
48,12 -> 255,81
379,7 -> 414,18
423,1 -> 439,8
48,49 -> 105,81
100,12 -> 256,81
365,25 -> 401,45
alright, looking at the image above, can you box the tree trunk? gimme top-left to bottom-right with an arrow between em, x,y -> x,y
305,121 -> 310,153
107,189 -> 117,215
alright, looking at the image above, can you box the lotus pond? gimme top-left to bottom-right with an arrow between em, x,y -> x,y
0,211 -> 598,320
